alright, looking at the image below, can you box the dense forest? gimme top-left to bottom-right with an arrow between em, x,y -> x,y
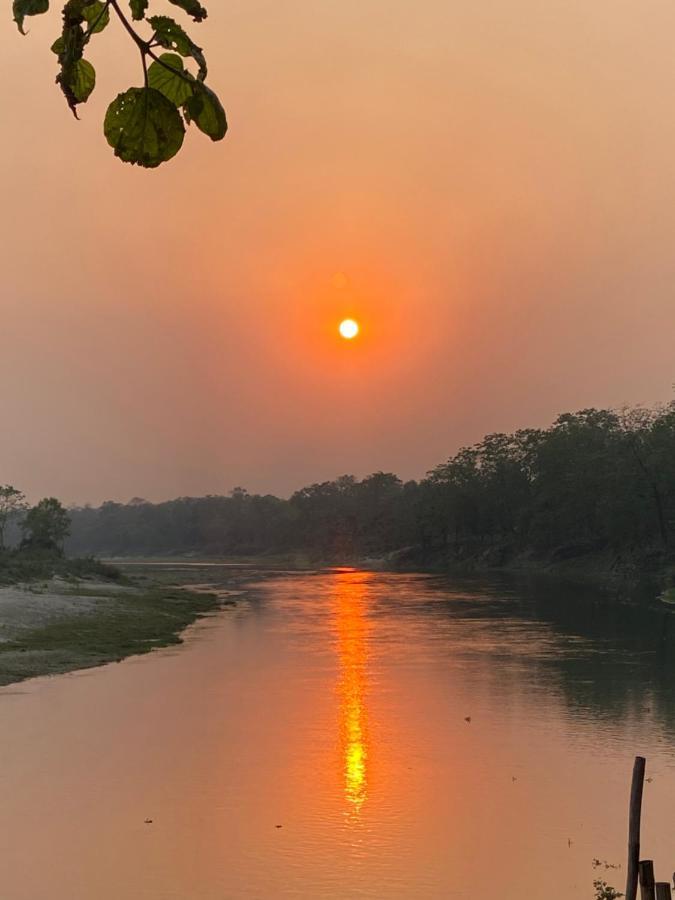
65,404 -> 675,570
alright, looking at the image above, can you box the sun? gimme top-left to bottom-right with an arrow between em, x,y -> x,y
339,318 -> 360,340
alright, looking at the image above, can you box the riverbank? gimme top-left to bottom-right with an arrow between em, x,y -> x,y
0,573 -> 227,687
382,543 -> 674,598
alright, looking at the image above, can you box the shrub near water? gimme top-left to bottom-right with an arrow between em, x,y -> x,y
593,881 -> 623,900
0,549 -> 121,586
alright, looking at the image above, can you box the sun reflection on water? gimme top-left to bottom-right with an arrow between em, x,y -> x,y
334,570 -> 371,820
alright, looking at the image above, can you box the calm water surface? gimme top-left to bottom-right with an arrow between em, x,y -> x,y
2,567 -> 675,898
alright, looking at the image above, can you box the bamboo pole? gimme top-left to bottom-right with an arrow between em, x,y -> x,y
639,860 -> 656,900
655,884 -> 672,900
625,756 -> 647,900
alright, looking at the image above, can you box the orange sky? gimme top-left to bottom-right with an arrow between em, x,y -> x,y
2,0 -> 675,503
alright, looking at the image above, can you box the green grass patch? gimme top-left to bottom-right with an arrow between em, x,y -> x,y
0,586 -> 222,686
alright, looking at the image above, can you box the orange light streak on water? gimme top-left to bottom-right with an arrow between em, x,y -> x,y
334,570 -> 371,820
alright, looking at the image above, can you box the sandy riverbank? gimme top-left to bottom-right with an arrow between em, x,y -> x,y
0,576 -> 226,687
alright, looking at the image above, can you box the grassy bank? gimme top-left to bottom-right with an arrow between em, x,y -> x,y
0,550 -> 122,586
0,563 -> 227,686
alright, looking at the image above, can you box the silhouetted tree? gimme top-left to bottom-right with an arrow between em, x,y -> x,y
21,498 -> 71,555
0,486 -> 28,551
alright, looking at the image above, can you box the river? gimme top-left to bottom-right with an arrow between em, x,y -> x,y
1,566 -> 674,898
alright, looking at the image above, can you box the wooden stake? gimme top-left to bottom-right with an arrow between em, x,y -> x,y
625,756 -> 647,900
639,860 -> 656,900
655,884 -> 672,900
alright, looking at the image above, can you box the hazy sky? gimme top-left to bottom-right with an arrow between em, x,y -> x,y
2,0 -> 675,504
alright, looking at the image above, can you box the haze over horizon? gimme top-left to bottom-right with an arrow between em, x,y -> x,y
3,0 -> 675,505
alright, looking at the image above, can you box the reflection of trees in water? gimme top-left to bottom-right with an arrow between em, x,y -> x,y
412,574 -> 675,738
524,580 -> 675,735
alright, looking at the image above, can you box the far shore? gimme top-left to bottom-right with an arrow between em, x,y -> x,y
105,548 -> 672,601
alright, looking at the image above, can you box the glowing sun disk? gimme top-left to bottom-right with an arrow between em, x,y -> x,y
339,319 -> 359,340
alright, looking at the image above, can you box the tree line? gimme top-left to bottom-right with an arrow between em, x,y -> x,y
62,403 -> 675,568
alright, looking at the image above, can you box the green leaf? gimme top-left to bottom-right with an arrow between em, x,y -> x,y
57,23 -> 85,63
167,0 -> 207,23
54,14 -> 88,115
148,15 -> 206,80
148,53 -> 195,106
62,0 -> 89,24
13,0 -> 49,34
184,82 -> 227,141
68,58 -> 96,102
129,0 -> 147,20
104,87 -> 185,168
82,0 -> 109,33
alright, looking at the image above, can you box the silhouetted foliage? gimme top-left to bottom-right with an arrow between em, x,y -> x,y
0,485 -> 28,550
65,403 -> 675,569
13,0 -> 226,167
21,498 -> 71,555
